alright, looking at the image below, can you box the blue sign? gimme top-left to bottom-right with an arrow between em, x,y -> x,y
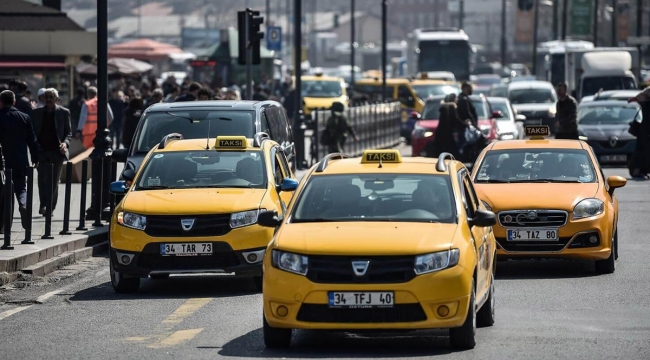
267,26 -> 282,52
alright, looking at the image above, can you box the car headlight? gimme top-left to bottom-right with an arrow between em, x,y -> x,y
548,106 -> 556,118
414,249 -> 460,275
412,125 -> 433,139
479,125 -> 492,136
117,212 -> 146,230
272,250 -> 309,275
573,199 -> 604,219
230,209 -> 264,228
481,200 -> 492,211
499,132 -> 515,140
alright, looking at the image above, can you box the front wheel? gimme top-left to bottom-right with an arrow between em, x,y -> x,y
449,280 -> 477,349
263,313 -> 292,348
476,273 -> 495,327
110,257 -> 140,293
595,230 -> 617,274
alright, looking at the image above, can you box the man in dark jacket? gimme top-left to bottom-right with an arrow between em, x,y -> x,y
31,88 -> 72,215
0,90 -> 39,229
555,82 -> 579,139
13,81 -> 33,118
67,87 -> 86,131
0,143 -> 5,233
456,82 -> 478,154
628,88 -> 650,179
175,82 -> 202,102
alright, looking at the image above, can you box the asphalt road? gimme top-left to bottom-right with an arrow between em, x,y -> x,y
0,166 -> 649,359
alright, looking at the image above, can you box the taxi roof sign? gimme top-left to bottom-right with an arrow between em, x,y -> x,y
524,125 -> 550,139
361,149 -> 402,164
215,136 -> 248,149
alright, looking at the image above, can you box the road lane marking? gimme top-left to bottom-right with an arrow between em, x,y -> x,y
0,306 -> 32,321
147,328 -> 203,349
36,289 -> 64,304
161,298 -> 212,327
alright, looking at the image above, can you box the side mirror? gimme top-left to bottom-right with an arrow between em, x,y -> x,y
491,110 -> 503,119
515,114 -> 526,123
470,209 -> 497,227
280,177 -> 299,192
258,210 -> 282,228
109,181 -> 128,195
607,175 -> 627,196
409,111 -> 421,120
122,168 -> 136,182
111,148 -> 128,163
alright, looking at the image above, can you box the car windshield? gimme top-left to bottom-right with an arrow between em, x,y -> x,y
471,99 -> 488,118
292,174 -> 456,223
134,150 -> 266,189
135,111 -> 256,153
509,88 -> 557,104
490,86 -> 508,97
474,149 -> 597,183
475,77 -> 501,85
302,80 -> 343,97
581,76 -> 637,98
578,104 -> 641,124
488,101 -> 512,120
422,100 -> 444,119
411,84 -> 460,100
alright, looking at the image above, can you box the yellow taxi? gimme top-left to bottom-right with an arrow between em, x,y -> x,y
299,73 -> 349,119
471,125 -> 627,274
108,132 -> 298,293
257,149 -> 498,349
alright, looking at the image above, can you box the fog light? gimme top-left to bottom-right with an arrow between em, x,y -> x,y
437,305 -> 450,317
247,254 -> 258,262
277,305 -> 288,317
121,255 -> 131,264
589,235 -> 598,244
242,249 -> 266,264
116,252 -> 134,265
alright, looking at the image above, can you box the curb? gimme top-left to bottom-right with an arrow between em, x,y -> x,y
21,241 -> 108,277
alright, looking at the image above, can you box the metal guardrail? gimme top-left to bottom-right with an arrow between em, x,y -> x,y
304,102 -> 402,166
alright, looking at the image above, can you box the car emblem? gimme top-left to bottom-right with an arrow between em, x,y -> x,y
351,261 -> 370,276
181,219 -> 195,231
527,211 -> 537,220
609,136 -> 618,147
504,215 -> 513,223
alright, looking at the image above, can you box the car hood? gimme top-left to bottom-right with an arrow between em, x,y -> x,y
475,183 -> 600,212
496,120 -> 517,133
303,96 -> 346,110
416,119 -> 439,130
511,103 -> 554,112
578,123 -> 636,140
122,188 -> 267,215
275,222 -> 458,255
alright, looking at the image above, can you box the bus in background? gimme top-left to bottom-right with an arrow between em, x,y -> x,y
535,40 -> 594,85
406,28 -> 474,81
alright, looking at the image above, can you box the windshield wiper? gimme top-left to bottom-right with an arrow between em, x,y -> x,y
136,185 -> 171,190
190,184 -> 255,188
475,179 -> 512,183
507,179 -> 582,183
165,111 -> 194,122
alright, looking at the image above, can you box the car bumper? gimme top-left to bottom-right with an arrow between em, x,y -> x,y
411,136 -> 433,156
586,139 -> 636,164
494,213 -> 613,260
263,264 -> 473,330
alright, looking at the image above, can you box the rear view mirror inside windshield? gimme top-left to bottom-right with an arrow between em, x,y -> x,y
364,180 -> 395,191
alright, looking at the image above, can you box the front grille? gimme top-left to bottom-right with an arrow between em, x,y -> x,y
594,140 -> 631,149
496,237 -> 572,252
306,256 -> 416,284
144,214 -> 231,237
137,242 -> 240,270
296,304 -> 427,323
498,210 -> 567,228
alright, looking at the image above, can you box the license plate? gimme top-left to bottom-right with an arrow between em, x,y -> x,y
507,229 -> 558,241
160,243 -> 213,256
600,155 -> 627,162
328,292 -> 394,308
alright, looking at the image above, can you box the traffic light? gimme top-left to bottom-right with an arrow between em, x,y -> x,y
518,0 -> 533,12
237,9 -> 264,65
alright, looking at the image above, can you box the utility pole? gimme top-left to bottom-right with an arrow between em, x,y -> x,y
293,0 -> 304,168
350,0 -> 356,87
612,0 -> 618,46
245,10 -> 252,100
553,0 -> 558,39
266,0 -> 271,26
637,0 -> 642,74
459,0 -> 465,29
561,0 -> 568,40
381,0 -> 387,101
594,0 -> 599,46
501,0 -> 507,66
532,0 -> 540,74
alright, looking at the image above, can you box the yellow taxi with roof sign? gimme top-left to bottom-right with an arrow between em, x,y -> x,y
257,149 -> 498,350
108,132 -> 298,293
298,72 -> 349,119
471,125 -> 627,274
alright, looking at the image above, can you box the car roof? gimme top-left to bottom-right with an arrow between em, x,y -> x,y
310,156 -> 462,176
411,79 -> 455,85
302,75 -> 344,81
152,137 -> 273,153
488,139 -> 586,150
579,100 -> 640,108
145,100 -> 281,113
507,81 -> 554,90
486,97 -> 509,103
355,78 -> 412,85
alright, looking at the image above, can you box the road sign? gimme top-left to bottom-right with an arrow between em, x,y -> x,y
267,26 -> 282,52
627,36 -> 650,45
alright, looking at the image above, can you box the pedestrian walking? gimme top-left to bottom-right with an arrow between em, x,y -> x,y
146,89 -> 164,108
456,82 -> 478,155
422,94 -> 465,158
197,88 -> 212,101
555,83 -> 579,140
75,87 -> 113,149
175,82 -> 202,102
31,88 -> 72,215
0,90 -> 39,229
121,97 -> 144,149
164,85 -> 179,103
36,88 -> 46,108
109,88 -> 126,147
0,142 -> 5,233
627,88 -> 650,179
67,87 -> 86,131
323,102 -> 358,153
12,81 -> 34,117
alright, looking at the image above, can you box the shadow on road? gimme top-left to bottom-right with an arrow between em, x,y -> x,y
495,258 -> 600,280
217,328 -> 461,358
68,274 -> 260,302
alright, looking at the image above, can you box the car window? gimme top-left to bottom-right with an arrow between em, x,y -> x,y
471,99 -> 488,118
474,149 -> 597,183
135,110 -> 256,153
265,107 -> 286,144
582,77 -> 637,98
411,84 -> 460,100
578,104 -> 641,124
398,85 -> 415,106
302,80 -> 343,97
134,150 -> 266,189
292,174 -> 456,223
260,111 -> 270,134
462,177 -> 477,219
508,88 -> 557,104
422,100 -> 444,119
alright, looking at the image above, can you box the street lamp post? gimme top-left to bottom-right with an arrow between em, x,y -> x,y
293,0 -> 304,168
612,0 -> 618,46
351,0 -> 356,87
500,0 -> 507,66
532,0 -> 540,74
381,0 -> 387,101
561,0 -> 568,40
594,0 -> 599,46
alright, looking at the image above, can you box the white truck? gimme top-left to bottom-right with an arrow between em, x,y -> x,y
564,47 -> 639,101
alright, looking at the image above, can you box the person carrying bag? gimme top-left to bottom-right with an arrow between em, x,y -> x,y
323,102 -> 358,153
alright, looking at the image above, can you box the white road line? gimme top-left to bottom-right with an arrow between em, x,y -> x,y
36,289 -> 64,304
0,306 -> 32,321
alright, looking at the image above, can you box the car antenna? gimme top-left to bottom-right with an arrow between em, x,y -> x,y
205,118 -> 211,150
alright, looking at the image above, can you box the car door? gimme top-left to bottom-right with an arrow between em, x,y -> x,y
459,170 -> 489,298
270,146 -> 293,215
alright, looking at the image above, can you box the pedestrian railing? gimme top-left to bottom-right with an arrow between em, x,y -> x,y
303,101 -> 402,166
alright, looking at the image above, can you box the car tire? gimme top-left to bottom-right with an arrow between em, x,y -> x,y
476,273 -> 495,328
149,273 -> 170,280
595,231 -> 616,274
614,229 -> 619,260
253,276 -> 263,292
110,257 -> 140,293
449,279 -> 477,349
263,313 -> 292,348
